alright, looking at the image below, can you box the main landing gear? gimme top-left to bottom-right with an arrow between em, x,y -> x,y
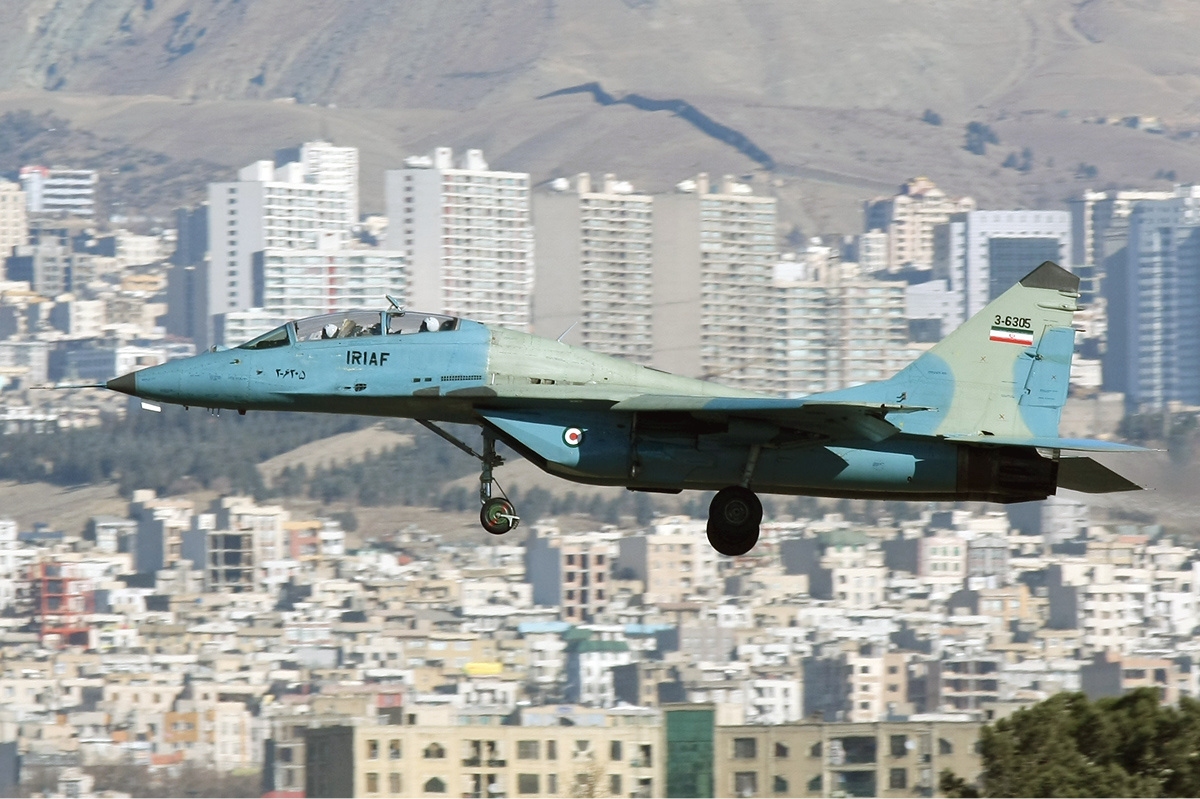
416,421 -> 520,536
705,444 -> 764,556
706,486 -> 763,556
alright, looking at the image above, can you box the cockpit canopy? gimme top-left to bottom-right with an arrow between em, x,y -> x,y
238,311 -> 460,350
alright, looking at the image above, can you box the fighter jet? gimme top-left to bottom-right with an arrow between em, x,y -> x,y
105,261 -> 1142,555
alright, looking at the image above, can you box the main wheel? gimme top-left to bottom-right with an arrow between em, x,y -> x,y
706,486 -> 763,556
480,497 -> 518,535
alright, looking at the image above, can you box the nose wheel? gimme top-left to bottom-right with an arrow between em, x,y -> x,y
706,486 -> 762,556
481,497 -> 518,535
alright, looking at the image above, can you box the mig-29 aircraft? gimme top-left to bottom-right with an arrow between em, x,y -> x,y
103,261 -> 1143,556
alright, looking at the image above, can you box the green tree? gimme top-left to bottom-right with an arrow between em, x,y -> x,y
943,689 -> 1200,797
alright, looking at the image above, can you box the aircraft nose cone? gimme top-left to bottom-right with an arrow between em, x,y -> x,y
106,372 -> 138,396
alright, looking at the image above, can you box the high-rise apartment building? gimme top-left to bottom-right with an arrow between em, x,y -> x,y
652,174 -> 777,388
221,247 -> 406,345
19,166 -> 97,217
933,210 -> 1071,327
208,160 -> 355,318
532,173 -> 654,363
1107,187 -> 1200,409
0,181 -> 27,259
772,250 -> 911,397
864,177 -> 975,270
1069,189 -> 1174,303
385,148 -> 533,329
298,140 -> 360,223
203,147 -> 371,346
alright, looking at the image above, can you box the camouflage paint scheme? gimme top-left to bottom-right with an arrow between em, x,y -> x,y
108,262 -> 1141,503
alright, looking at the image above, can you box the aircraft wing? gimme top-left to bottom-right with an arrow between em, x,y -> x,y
609,394 -> 1153,453
609,394 -> 934,443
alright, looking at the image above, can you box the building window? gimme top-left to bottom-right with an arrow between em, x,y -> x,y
773,775 -> 788,794
389,739 -> 401,759
366,772 -> 379,793
518,740 -> 539,759
609,774 -> 622,795
734,738 -> 758,759
889,768 -> 907,789
890,735 -> 908,758
424,743 -> 446,759
518,774 -> 540,794
610,740 -> 622,761
389,773 -> 401,793
548,774 -> 558,793
939,738 -> 954,755
546,740 -> 557,760
807,775 -> 822,792
367,739 -> 379,759
735,772 -> 758,796
809,742 -> 822,758
774,742 -> 789,758
424,777 -> 446,793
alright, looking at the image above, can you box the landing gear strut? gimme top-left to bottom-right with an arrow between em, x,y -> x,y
706,486 -> 762,556
415,421 -> 520,535
478,432 -> 519,535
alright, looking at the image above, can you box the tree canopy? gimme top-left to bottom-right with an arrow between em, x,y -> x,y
942,688 -> 1200,797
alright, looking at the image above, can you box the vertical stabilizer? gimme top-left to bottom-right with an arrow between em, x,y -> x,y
814,261 -> 1080,439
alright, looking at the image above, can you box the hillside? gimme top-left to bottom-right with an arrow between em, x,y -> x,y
1,1 -> 1200,231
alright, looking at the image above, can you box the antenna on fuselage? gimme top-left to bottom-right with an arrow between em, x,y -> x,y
386,295 -> 404,311
556,321 -> 578,343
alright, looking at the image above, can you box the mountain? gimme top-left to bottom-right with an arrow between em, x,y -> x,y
3,0 -> 1200,231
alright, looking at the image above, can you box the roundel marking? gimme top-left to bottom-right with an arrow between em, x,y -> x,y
563,427 -> 584,447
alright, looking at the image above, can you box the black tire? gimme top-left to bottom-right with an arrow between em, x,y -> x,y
480,497 -> 518,535
706,486 -> 763,556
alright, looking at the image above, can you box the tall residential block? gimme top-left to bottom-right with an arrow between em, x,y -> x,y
1069,189 -> 1173,303
19,166 -> 97,217
221,247 -> 406,345
933,210 -> 1071,327
0,180 -> 27,259
1107,187 -> 1200,409
385,148 -> 533,329
772,250 -> 911,397
532,173 -> 654,363
298,140 -> 360,223
864,177 -> 975,270
208,160 -> 355,318
652,173 -> 777,388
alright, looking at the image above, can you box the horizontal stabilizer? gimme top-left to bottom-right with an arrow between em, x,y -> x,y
1058,457 -> 1142,493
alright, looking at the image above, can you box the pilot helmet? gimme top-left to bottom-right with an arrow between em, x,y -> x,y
323,323 -> 338,338
424,316 -> 441,332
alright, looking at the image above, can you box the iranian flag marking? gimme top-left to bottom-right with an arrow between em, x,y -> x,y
990,326 -> 1034,346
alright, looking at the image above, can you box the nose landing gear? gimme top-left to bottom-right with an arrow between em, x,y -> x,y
415,420 -> 521,536
478,432 -> 519,535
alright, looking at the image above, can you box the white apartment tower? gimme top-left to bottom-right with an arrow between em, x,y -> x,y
773,250 -> 912,397
385,148 -> 533,329
864,177 -> 976,270
206,156 -> 357,338
532,173 -> 654,363
0,180 -> 27,258
652,174 -> 777,388
299,140 -> 360,222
